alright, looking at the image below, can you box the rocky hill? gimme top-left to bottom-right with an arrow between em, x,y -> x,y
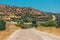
0,4 -> 52,21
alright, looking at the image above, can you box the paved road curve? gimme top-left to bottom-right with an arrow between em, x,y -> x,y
7,28 -> 60,40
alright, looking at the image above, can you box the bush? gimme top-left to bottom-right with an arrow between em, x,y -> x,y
15,20 -> 38,29
56,20 -> 60,28
32,20 -> 37,28
40,20 -> 56,27
15,20 -> 24,28
0,19 -> 6,31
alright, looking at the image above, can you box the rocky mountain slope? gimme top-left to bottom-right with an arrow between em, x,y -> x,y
0,4 -> 52,21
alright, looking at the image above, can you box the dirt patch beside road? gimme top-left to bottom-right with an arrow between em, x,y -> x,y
37,27 -> 60,37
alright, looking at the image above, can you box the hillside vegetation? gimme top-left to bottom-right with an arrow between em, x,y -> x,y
0,4 -> 60,40
0,4 -> 53,21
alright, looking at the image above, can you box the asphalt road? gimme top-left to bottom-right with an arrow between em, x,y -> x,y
7,28 -> 60,40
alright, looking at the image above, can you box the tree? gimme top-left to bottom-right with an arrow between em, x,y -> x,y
32,20 -> 37,28
0,19 -> 6,31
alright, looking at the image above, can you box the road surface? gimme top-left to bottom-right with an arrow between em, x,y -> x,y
7,28 -> 60,40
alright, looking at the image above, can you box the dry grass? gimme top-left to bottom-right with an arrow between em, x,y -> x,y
0,27 -> 21,40
36,27 -> 60,37
0,25 -> 60,40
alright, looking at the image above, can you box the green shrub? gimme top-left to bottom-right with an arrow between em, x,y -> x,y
15,20 -> 24,28
32,20 -> 37,28
56,20 -> 60,28
0,19 -> 6,31
15,20 -> 37,29
40,20 -> 56,27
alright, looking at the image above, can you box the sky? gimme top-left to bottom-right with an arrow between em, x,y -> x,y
0,0 -> 60,13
